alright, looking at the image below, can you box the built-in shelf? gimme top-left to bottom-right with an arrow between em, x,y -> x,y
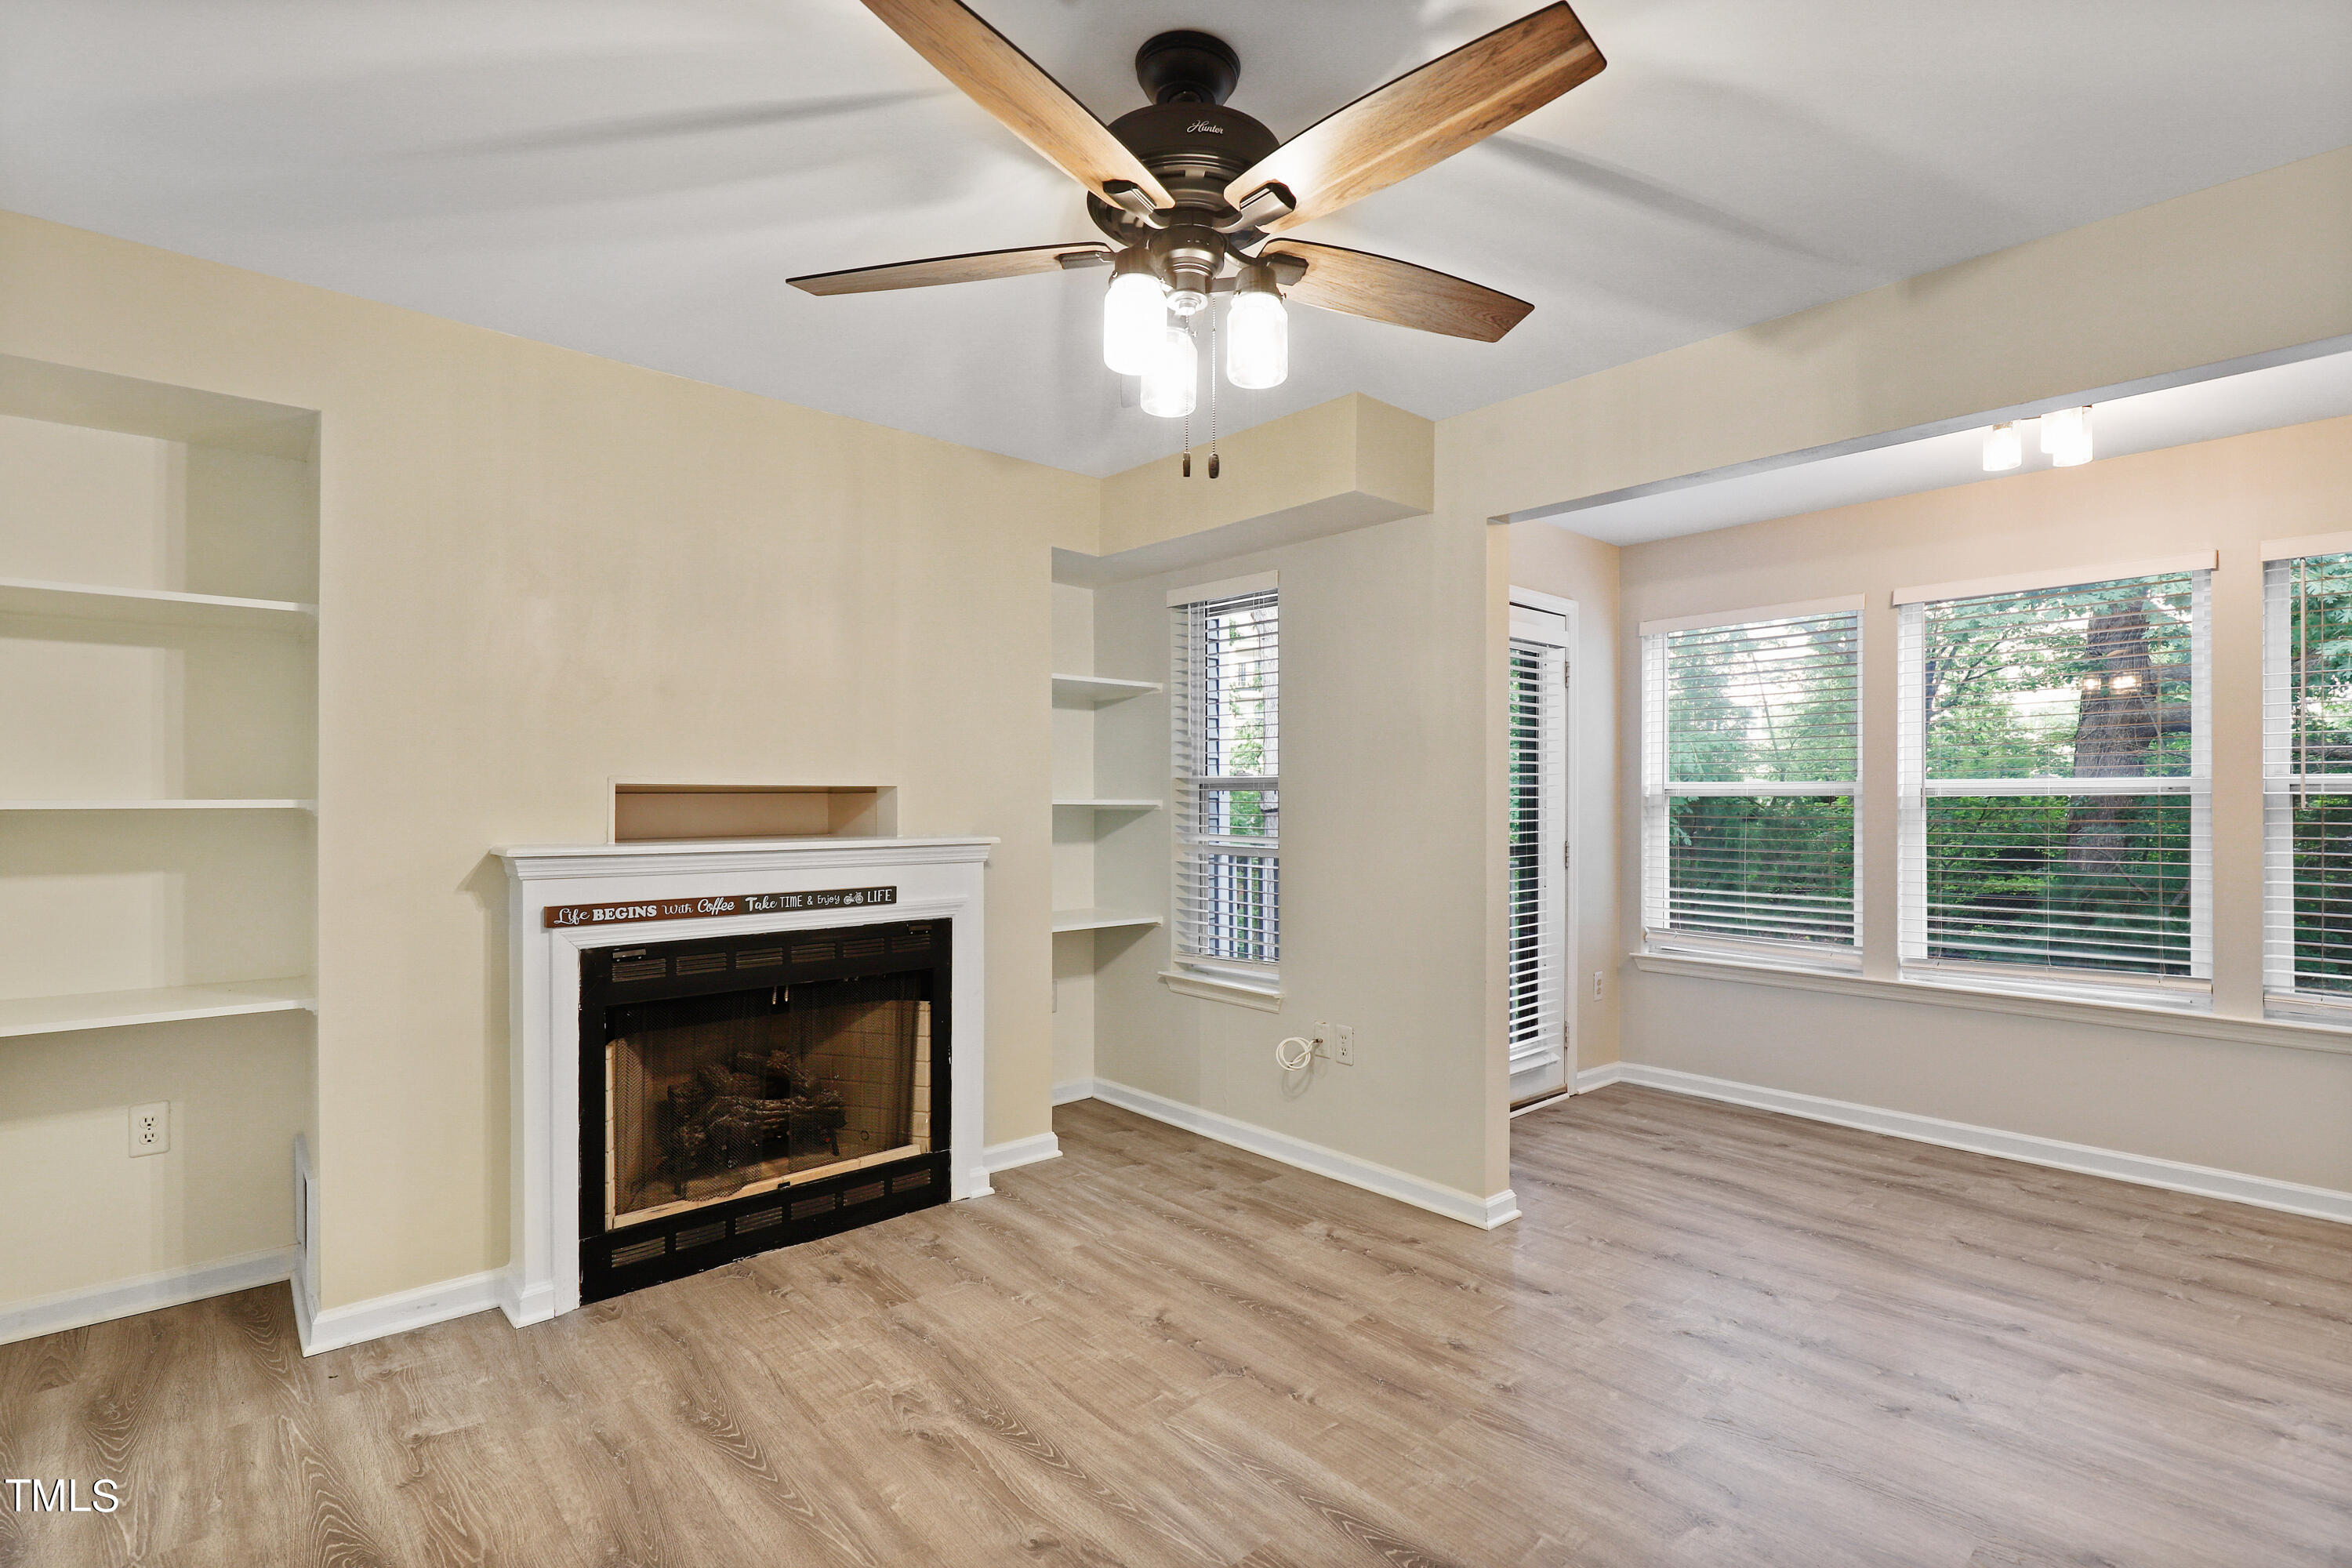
0,799 -> 315,811
0,978 -> 316,1040
0,575 -> 317,631
1052,673 -> 1160,705
1051,908 -> 1163,934
1051,798 -> 1162,811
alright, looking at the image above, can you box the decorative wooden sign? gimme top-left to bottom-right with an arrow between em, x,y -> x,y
544,886 -> 898,929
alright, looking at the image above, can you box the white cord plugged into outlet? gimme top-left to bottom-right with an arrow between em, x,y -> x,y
1275,1036 -> 1313,1072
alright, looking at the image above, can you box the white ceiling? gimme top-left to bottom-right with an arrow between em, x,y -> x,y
3,2 -> 2347,477
1541,343 -> 2352,546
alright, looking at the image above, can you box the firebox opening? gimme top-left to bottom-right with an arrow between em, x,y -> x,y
604,974 -> 931,1228
579,916 -> 950,1302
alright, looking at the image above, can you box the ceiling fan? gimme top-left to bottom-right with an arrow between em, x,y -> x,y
789,1 -> 1606,414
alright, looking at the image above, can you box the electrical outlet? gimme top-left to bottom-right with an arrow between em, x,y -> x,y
1593,970 -> 1604,1002
129,1102 -> 169,1158
1332,1025 -> 1355,1066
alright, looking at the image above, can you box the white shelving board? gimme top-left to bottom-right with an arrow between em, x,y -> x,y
1051,798 -> 1162,811
0,576 -> 317,632
1051,908 -> 1163,934
0,978 -> 316,1040
1051,673 -> 1160,705
0,799 -> 315,811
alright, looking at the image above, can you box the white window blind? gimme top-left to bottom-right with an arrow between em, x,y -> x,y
1897,567 -> 2210,1004
1508,612 -> 1570,1088
1642,608 -> 1860,967
1172,588 -> 1279,975
2262,550 -> 2352,1022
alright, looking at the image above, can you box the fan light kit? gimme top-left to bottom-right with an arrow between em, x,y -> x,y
790,2 -> 1608,437
1982,407 -> 2094,472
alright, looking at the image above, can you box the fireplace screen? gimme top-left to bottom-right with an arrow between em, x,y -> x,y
579,917 -> 949,1301
605,975 -> 930,1227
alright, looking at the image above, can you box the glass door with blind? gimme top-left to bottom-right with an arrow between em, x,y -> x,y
1508,597 -> 1573,1104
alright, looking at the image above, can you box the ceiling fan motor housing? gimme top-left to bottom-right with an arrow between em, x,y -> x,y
1092,96 -> 1279,252
1135,31 -> 1240,105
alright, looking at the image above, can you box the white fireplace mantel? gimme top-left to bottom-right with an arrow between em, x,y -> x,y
495,835 -> 993,1327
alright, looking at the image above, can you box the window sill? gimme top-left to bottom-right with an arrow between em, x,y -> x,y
1631,951 -> 2352,1058
1159,969 -> 1283,1012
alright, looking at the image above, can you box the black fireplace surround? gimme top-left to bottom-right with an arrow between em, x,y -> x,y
577,916 -> 950,1302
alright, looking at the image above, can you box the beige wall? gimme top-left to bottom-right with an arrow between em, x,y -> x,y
1446,146 -> 2352,523
1612,414 -> 2352,1192
1050,581 -> 1098,1092
0,209 -> 1097,1310
1090,510 -> 1506,1204
0,1012 -> 313,1303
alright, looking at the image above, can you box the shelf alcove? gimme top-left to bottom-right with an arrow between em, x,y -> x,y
0,355 -> 320,1333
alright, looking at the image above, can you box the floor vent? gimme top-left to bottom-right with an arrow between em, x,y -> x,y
845,1181 -> 887,1207
892,1167 -> 932,1193
791,1193 -> 837,1221
735,1206 -> 783,1234
611,1236 -> 667,1266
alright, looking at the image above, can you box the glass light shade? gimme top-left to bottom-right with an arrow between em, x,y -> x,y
1141,326 -> 1197,418
1982,423 -> 2022,472
1225,289 -> 1289,390
1103,270 -> 1168,375
2041,405 -> 2093,466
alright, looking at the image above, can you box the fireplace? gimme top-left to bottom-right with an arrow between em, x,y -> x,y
495,836 -> 991,1329
579,917 -> 949,1300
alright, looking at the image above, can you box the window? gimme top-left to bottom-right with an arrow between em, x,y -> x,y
1508,599 -> 1571,1099
1642,603 -> 1861,967
1171,580 -> 1278,981
2263,546 -> 2352,1022
1896,560 -> 2211,1004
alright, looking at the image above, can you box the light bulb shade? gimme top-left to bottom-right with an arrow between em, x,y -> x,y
1141,326 -> 1197,419
1103,269 -> 1167,376
1983,423 -> 2022,472
2047,405 -> 2093,467
1226,289 -> 1289,390
2040,405 -> 2093,464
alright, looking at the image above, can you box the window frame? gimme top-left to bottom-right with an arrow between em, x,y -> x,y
2259,534 -> 2352,1025
1894,556 -> 2214,1008
1168,575 -> 1280,988
1639,597 -> 1865,974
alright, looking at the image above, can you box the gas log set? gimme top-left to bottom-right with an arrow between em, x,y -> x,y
658,1052 -> 848,1196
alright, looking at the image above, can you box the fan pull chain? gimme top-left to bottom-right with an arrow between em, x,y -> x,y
1181,316 -> 1194,477
1208,304 -> 1221,479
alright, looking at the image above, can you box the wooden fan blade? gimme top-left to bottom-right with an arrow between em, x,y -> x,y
1261,240 -> 1531,342
861,0 -> 1172,208
1228,2 -> 1604,234
790,242 -> 1109,296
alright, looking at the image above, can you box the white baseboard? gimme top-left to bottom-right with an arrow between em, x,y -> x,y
1575,1061 -> 1626,1092
0,1247 -> 294,1348
1616,1062 -> 2352,1226
296,1269 -> 506,1357
1051,1077 -> 1097,1106
982,1131 -> 1062,1174
1091,1077 -> 1518,1229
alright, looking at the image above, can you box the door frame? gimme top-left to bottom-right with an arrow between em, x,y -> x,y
1507,586 -> 1577,1106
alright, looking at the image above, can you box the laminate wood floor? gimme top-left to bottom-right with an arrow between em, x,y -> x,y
4,1087 -> 2348,1566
